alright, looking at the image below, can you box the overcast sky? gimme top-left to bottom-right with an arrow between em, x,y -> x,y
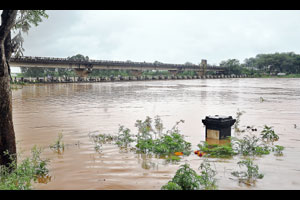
18,10 -> 300,66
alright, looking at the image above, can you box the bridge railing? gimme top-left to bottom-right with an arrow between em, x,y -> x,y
10,56 -> 225,71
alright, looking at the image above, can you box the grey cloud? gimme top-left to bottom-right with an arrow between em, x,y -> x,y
17,10 -> 300,65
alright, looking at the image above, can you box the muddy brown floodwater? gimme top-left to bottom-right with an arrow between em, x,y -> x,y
11,78 -> 300,190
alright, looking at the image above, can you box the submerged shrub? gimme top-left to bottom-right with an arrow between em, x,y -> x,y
232,135 -> 270,156
153,132 -> 192,156
115,125 -> 135,148
162,164 -> 202,190
135,117 -> 191,157
231,158 -> 264,185
260,125 -> 279,142
161,160 -> 217,190
272,145 -> 284,156
198,160 -> 218,190
197,141 -> 236,158
161,181 -> 182,190
234,109 -> 246,133
89,133 -> 117,152
49,132 -> 64,153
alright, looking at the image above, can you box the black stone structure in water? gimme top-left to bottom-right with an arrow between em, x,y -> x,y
202,115 -> 236,140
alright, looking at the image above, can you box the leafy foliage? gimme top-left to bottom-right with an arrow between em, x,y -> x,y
12,10 -> 48,57
0,146 -> 50,190
161,160 -> 217,190
197,141 -> 236,158
232,135 -> 271,156
260,125 -> 279,142
89,133 -> 117,152
135,117 -> 191,156
231,158 -> 264,185
272,145 -> 284,156
198,160 -> 218,190
234,109 -> 246,133
115,125 -> 135,148
161,164 -> 202,190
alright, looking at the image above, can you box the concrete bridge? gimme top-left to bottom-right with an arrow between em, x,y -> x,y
10,56 -> 225,77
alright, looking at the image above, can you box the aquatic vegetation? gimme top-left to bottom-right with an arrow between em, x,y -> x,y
161,163 -> 202,190
234,109 -> 246,133
165,155 -> 181,164
89,133 -> 117,152
49,132 -> 65,153
198,159 -> 218,190
0,146 -> 50,190
231,158 -> 264,186
232,135 -> 271,156
197,141 -> 236,158
115,125 -> 135,148
135,117 -> 191,157
161,181 -> 182,190
89,116 -> 191,160
152,132 -> 192,156
272,145 -> 284,156
154,115 -> 164,138
161,160 -> 217,190
260,125 -> 279,142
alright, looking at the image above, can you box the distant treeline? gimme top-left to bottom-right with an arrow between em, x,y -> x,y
19,52 -> 300,77
220,52 -> 300,75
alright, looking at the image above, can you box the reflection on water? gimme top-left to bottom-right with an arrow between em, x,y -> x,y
12,78 -> 300,189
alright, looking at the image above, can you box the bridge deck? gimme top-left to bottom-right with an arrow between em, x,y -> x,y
10,56 -> 224,71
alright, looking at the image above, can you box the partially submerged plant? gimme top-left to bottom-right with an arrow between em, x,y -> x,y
197,141 -> 236,158
198,159 -> 218,190
115,125 -> 135,148
135,117 -> 191,157
161,163 -> 202,190
152,131 -> 192,156
234,109 -> 246,133
232,135 -> 271,156
259,97 -> 265,103
89,133 -> 117,152
161,160 -> 217,190
154,115 -> 164,138
231,158 -> 264,186
260,125 -> 279,142
272,145 -> 284,156
49,132 -> 64,153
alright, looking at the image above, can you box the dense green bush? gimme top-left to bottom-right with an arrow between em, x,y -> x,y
197,141 -> 236,158
161,161 -> 217,190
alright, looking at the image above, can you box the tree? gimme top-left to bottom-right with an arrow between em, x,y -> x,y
67,54 -> 89,62
0,10 -> 48,168
220,59 -> 243,75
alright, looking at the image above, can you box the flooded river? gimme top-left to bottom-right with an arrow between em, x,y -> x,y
12,78 -> 300,190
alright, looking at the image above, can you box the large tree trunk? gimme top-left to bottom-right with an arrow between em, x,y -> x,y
0,10 -> 18,167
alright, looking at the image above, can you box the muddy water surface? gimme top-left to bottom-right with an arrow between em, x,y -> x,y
12,78 -> 300,189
